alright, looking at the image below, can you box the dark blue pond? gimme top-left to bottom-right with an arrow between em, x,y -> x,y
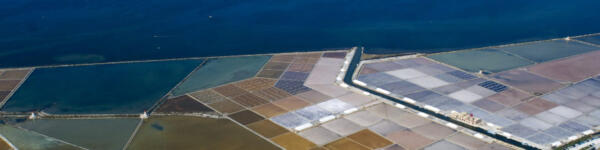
1,59 -> 203,114
1,0 -> 600,68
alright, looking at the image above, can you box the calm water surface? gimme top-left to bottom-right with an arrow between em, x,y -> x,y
2,59 -> 202,114
1,0 -> 600,67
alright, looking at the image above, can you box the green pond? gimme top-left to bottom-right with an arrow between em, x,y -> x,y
127,116 -> 280,150
19,118 -> 140,150
0,125 -> 81,150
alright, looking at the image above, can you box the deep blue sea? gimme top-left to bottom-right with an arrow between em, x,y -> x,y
1,0 -> 600,68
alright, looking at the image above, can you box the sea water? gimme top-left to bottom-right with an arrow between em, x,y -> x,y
1,0 -> 600,68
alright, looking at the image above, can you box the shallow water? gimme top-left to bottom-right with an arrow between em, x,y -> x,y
427,49 -> 534,73
18,118 -> 140,150
2,59 -> 202,114
171,55 -> 270,96
497,40 -> 599,63
0,125 -> 81,150
126,116 -> 279,150
1,0 -> 600,68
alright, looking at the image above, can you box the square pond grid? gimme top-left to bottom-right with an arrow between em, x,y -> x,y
0,51 -> 354,150
527,50 -> 600,83
364,103 -> 509,150
491,69 -> 564,95
357,57 -> 600,147
270,102 -> 511,150
1,50 -> 511,150
270,98 -> 355,130
252,54 -> 508,149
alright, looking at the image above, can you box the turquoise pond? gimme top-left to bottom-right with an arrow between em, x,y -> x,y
1,59 -> 203,114
171,55 -> 270,96
428,40 -> 600,73
18,118 -> 140,150
0,125 -> 81,150
577,35 -> 600,45
496,40 -> 600,63
427,49 -> 535,73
